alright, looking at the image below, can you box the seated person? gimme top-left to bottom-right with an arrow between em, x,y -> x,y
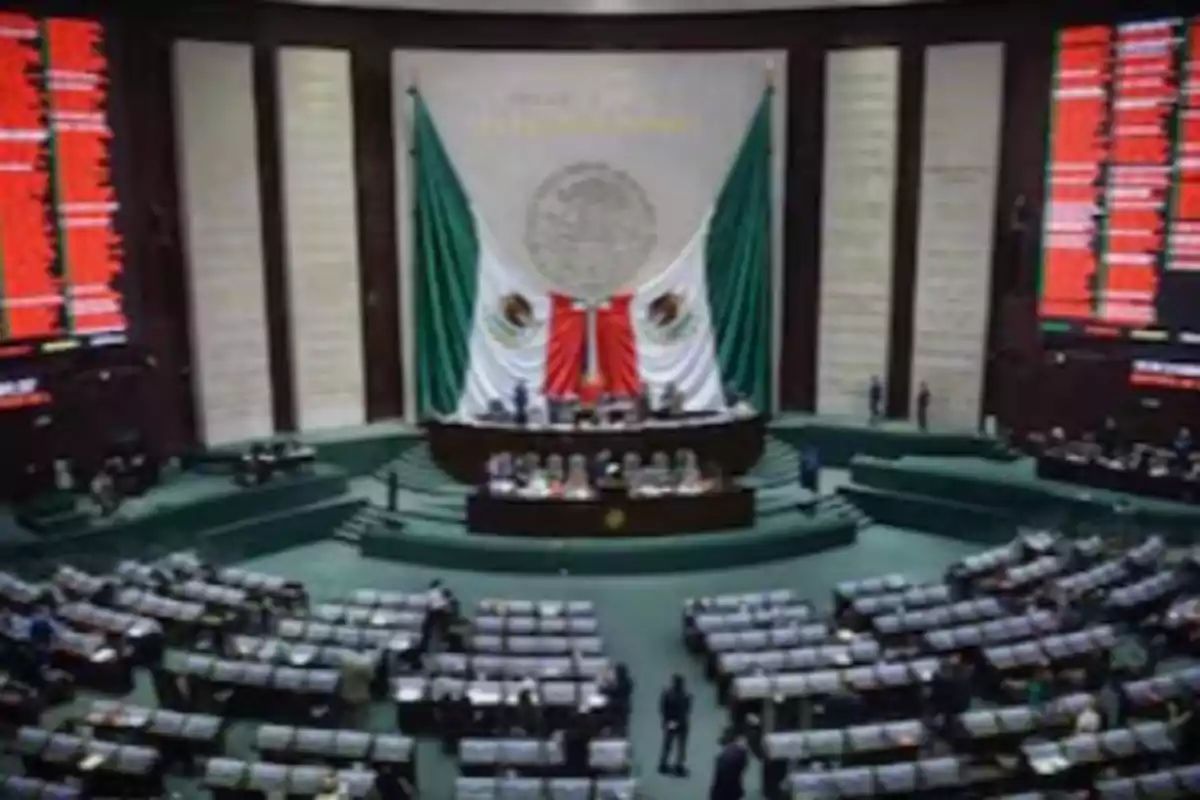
622,452 -> 643,483
486,452 -> 516,491
516,452 -> 541,486
647,451 -> 673,490
627,462 -> 659,497
1097,416 -> 1121,460
90,466 -> 119,516
563,455 -> 593,499
723,382 -> 753,414
545,454 -> 565,487
576,378 -> 604,425
590,449 -> 612,484
636,384 -> 653,421
480,398 -> 508,423
554,393 -> 580,425
522,467 -> 550,497
239,443 -> 273,486
676,449 -> 704,493
625,457 -> 646,496
316,774 -> 350,800
511,684 -> 541,736
1174,426 -> 1193,473
659,382 -> 683,418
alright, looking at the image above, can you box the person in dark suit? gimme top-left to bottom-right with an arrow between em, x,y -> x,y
1097,416 -> 1121,459
868,375 -> 883,424
591,449 -> 612,485
511,687 -> 541,737
799,446 -> 820,493
513,380 -> 529,427
926,654 -> 965,735
387,469 -> 399,512
601,663 -> 634,734
661,382 -> 683,417
658,674 -> 692,776
636,385 -> 652,421
709,727 -> 750,800
916,381 -> 931,431
1173,427 -> 1193,473
563,707 -> 593,774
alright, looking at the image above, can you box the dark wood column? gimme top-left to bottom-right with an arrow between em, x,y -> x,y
352,46 -> 403,421
778,47 -> 826,411
884,43 -> 925,419
252,43 -> 297,433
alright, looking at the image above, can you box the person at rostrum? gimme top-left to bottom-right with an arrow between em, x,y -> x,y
658,673 -> 692,776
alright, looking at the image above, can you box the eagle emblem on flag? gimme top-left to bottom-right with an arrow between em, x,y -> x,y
642,290 -> 696,345
485,292 -> 542,347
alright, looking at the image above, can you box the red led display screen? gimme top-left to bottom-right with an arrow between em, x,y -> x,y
0,12 -> 125,360
1040,18 -> 1200,347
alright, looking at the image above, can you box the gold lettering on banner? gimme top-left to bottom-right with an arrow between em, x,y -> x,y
476,115 -> 690,136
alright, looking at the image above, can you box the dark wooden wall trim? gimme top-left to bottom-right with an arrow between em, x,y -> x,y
982,30 -> 1053,427
252,43 -> 296,433
352,46 -> 403,421
108,18 -> 195,454
884,44 -> 924,419
132,0 -> 1196,51
778,48 -> 824,411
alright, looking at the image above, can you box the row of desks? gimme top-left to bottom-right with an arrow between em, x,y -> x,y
466,486 -> 756,538
1037,453 -> 1200,503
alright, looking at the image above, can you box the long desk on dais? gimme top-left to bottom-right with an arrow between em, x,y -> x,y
467,487 -> 756,538
427,413 -> 765,483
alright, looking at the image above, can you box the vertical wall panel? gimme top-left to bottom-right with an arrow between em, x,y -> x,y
277,47 -> 366,431
910,43 -> 1004,429
174,41 -> 273,446
817,47 -> 900,417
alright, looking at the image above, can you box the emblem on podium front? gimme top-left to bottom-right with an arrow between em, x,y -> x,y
604,507 -> 626,532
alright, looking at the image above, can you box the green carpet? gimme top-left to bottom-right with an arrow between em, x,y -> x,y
22,525 -> 977,800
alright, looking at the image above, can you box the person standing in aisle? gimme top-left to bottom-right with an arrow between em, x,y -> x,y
658,673 -> 692,776
709,726 -> 750,800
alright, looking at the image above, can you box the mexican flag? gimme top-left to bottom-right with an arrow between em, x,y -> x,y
412,88 -> 772,419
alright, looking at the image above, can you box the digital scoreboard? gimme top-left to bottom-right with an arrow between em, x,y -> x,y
0,12 -> 126,361
1039,17 -> 1200,346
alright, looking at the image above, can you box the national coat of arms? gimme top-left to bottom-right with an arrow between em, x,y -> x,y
524,161 -> 657,301
485,292 -> 542,347
641,290 -> 696,345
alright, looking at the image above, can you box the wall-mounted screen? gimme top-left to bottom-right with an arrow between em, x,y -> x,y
1130,359 -> 1200,392
0,12 -> 126,361
1040,18 -> 1200,345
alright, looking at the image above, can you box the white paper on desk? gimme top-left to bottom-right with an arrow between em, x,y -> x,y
1031,754 -> 1069,775
126,708 -> 152,727
79,753 -> 106,771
